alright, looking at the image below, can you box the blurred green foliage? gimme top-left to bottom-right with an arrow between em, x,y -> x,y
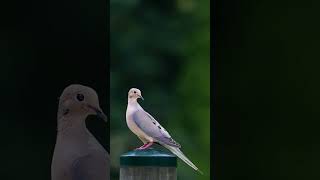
110,0 -> 210,179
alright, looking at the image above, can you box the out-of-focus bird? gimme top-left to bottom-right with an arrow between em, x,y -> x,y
126,88 -> 202,174
51,84 -> 109,180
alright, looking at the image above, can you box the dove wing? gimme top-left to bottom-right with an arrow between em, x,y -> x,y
131,110 -> 181,148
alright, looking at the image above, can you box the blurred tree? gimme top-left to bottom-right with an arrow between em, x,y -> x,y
110,0 -> 210,179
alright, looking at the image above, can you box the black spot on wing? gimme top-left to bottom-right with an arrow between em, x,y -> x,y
157,136 -> 181,148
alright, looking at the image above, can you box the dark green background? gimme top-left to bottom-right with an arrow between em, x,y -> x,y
0,0 -> 109,179
3,0 -> 318,179
215,0 -> 320,180
110,0 -> 210,180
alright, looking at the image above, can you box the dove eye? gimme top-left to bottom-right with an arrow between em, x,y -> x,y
76,93 -> 84,101
133,91 -> 136,94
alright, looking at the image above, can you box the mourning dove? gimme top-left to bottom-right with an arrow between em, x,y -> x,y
126,88 -> 202,174
51,84 -> 109,180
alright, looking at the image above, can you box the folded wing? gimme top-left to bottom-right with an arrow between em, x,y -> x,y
131,110 -> 181,148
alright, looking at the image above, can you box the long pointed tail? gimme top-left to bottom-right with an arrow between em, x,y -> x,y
163,144 -> 203,174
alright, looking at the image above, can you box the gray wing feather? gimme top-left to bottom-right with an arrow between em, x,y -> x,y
132,110 -> 181,148
71,153 -> 109,180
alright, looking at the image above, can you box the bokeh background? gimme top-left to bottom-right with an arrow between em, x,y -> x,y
110,0 -> 210,179
0,0 -> 109,179
215,0 -> 320,180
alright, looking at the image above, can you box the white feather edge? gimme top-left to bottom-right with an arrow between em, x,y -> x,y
162,144 -> 203,175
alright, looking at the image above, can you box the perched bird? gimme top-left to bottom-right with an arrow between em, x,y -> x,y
126,88 -> 202,174
51,84 -> 109,180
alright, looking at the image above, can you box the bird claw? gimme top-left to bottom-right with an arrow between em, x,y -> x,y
135,145 -> 147,150
134,145 -> 145,150
134,142 -> 153,150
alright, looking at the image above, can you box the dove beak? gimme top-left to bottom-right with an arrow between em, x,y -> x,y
138,95 -> 144,100
87,104 -> 108,122
96,109 -> 108,122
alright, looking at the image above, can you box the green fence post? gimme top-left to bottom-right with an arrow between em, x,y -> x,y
120,148 -> 177,180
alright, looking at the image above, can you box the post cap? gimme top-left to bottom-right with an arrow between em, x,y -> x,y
120,148 -> 177,167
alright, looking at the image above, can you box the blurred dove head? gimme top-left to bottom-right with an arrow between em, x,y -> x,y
58,84 -> 107,122
128,88 -> 144,101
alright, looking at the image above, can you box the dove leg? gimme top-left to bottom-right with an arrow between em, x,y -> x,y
138,142 -> 154,150
135,143 -> 148,150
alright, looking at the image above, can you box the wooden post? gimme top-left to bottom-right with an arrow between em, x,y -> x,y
120,148 -> 177,180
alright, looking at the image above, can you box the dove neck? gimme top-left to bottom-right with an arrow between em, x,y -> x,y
128,99 -> 143,109
57,115 -> 88,136
128,98 -> 139,104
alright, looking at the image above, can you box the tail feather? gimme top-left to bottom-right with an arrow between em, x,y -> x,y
163,144 -> 203,175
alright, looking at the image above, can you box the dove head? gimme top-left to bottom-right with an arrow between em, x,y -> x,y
58,84 -> 107,122
128,88 -> 144,102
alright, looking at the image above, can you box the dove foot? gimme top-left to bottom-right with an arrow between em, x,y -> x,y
135,143 -> 148,150
135,142 -> 154,150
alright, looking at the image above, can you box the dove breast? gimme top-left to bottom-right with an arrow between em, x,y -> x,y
126,111 -> 154,143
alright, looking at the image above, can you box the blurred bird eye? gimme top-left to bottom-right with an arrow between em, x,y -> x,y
133,91 -> 136,93
76,93 -> 84,101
